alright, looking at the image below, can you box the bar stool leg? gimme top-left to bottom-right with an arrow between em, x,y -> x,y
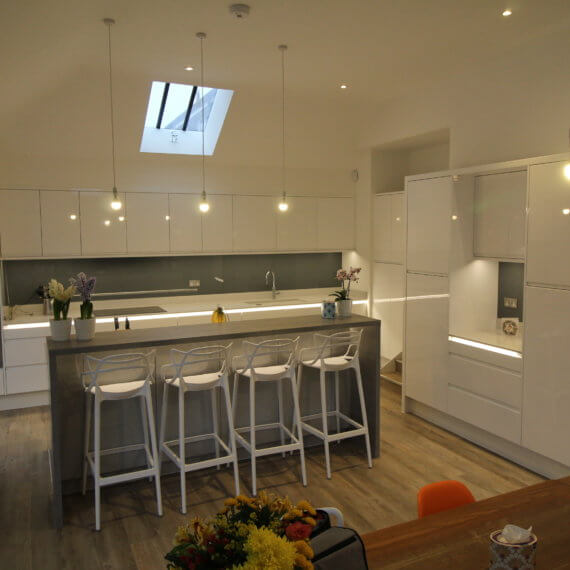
158,382 -> 169,469
249,377 -> 257,496
144,385 -> 163,516
222,377 -> 240,496
334,370 -> 341,440
290,372 -> 307,487
277,378 -> 285,457
232,372 -> 239,425
211,389 -> 221,470
319,369 -> 332,479
82,391 -> 92,495
178,387 -> 188,514
140,395 -> 152,481
354,362 -> 373,469
94,394 -> 102,531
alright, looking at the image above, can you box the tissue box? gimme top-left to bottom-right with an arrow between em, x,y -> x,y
489,530 -> 537,569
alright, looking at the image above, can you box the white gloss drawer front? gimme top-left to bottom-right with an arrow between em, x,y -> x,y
448,353 -> 522,410
4,337 -> 48,367
6,364 -> 50,395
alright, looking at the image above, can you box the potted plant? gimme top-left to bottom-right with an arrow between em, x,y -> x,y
72,272 -> 97,341
48,279 -> 76,341
331,267 -> 361,318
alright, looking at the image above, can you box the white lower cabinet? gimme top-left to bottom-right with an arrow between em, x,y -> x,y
523,285 -> 570,466
372,262 -> 404,360
404,273 -> 449,412
3,335 -> 49,395
447,353 -> 522,444
6,365 -> 49,394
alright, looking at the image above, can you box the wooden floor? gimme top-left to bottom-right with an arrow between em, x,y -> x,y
0,381 -> 542,569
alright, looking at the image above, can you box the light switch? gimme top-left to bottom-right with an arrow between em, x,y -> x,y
504,297 -> 518,309
188,280 -> 200,287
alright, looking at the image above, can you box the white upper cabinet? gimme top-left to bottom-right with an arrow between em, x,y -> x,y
523,285 -> 570,466
527,161 -> 570,287
169,193 -> 203,253
40,191 -> 81,257
473,170 -> 526,259
126,193 -> 170,254
373,193 -> 403,263
202,195 -> 233,252
407,176 -> 452,275
0,190 -> 42,258
277,197 -> 318,250
317,197 -> 354,250
233,195 -> 277,251
80,191 -> 127,255
405,272 -> 449,412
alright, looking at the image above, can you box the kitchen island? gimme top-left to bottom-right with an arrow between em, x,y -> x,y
47,313 -> 380,528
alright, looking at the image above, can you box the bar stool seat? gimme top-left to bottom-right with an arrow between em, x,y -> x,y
166,371 -> 224,388
238,363 -> 292,378
88,379 -> 147,396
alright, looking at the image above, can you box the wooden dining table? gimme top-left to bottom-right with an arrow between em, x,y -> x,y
362,476 -> 570,569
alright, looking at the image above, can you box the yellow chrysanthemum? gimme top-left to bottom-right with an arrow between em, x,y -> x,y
283,508 -> 303,520
234,527 -> 297,570
174,525 -> 192,545
294,540 -> 314,559
296,501 -> 317,516
302,516 -> 316,527
294,554 -> 314,570
225,497 -> 238,507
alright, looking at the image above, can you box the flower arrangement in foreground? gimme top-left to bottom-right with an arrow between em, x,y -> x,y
70,272 -> 97,319
331,266 -> 361,301
165,492 -> 316,570
48,278 -> 76,320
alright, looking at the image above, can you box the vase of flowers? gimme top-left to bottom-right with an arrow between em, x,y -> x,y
165,492 -> 316,569
48,279 -> 76,341
72,272 -> 97,341
331,267 -> 361,318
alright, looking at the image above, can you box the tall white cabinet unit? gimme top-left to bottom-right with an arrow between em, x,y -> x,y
0,190 -> 42,258
373,193 -> 403,264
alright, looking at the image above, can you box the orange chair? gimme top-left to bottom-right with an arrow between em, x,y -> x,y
417,480 -> 475,518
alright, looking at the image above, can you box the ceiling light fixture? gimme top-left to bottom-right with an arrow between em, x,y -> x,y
196,32 -> 210,214
118,216 -> 125,221
340,84 -> 348,89
502,9 -> 512,16
103,18 -> 123,212
277,44 -> 289,213
564,163 -> 570,180
69,214 -> 77,221
184,66 -> 194,71
562,208 -> 570,216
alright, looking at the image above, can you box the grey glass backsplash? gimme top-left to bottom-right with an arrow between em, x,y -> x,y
3,253 -> 342,305
497,261 -> 524,321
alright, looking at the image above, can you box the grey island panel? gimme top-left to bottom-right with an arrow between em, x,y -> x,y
48,314 -> 380,528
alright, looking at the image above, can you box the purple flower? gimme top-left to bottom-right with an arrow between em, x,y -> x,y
71,272 -> 97,302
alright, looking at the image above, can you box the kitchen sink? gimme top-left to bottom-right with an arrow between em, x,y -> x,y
95,306 -> 167,317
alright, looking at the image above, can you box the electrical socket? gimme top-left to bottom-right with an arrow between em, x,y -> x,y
188,280 -> 200,288
504,297 -> 518,309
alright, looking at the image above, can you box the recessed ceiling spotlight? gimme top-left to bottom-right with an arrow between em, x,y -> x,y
118,216 -> 125,222
69,214 -> 77,220
184,66 -> 194,71
340,84 -> 348,89
104,220 -> 111,226
502,9 -> 512,16
562,208 -> 570,216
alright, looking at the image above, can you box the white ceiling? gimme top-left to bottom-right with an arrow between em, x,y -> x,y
2,0 -> 570,107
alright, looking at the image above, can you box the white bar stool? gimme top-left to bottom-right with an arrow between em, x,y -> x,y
81,351 -> 162,531
159,344 -> 239,515
232,337 -> 307,496
297,329 -> 372,479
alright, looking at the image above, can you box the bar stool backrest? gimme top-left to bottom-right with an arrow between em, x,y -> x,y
81,351 -> 155,391
240,337 -> 299,373
166,344 -> 232,380
312,329 -> 363,362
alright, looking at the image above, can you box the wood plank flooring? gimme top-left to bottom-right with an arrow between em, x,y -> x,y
0,381 -> 542,569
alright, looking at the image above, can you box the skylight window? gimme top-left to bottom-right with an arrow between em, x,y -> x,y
140,81 -> 233,155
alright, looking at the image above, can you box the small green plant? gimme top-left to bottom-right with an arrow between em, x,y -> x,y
330,267 -> 361,301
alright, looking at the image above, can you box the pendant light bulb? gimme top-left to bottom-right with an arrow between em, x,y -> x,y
564,163 -> 570,180
196,32 -> 210,214
278,44 -> 288,213
278,196 -> 289,212
111,187 -> 122,210
199,191 -> 210,213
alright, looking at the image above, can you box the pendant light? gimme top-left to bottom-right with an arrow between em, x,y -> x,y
278,44 -> 289,212
196,32 -> 210,213
103,18 -> 122,211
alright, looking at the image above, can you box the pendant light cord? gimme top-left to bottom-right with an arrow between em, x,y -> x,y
279,45 -> 287,201
105,19 -> 118,191
198,32 -> 206,200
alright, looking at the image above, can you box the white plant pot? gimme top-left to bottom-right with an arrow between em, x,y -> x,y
336,299 -> 353,318
74,318 -> 96,341
49,319 -> 72,342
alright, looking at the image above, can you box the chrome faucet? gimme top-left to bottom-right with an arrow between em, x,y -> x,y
265,269 -> 279,299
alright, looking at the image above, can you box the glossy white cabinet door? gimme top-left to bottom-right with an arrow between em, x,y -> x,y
317,197 -> 354,250
404,272 -> 449,412
527,161 -> 570,287
40,191 -> 81,256
233,195 -> 277,251
391,193 -> 404,264
474,170 -> 526,259
126,193 -> 170,254
523,285 -> 570,466
277,197 -> 318,250
0,190 -> 42,258
203,195 -> 233,252
407,177 -> 452,275
169,193 -> 203,253
80,191 -> 127,255
372,262 -> 404,360
373,194 -> 392,262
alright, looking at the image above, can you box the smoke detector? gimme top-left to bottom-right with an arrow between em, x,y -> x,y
229,3 -> 250,19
